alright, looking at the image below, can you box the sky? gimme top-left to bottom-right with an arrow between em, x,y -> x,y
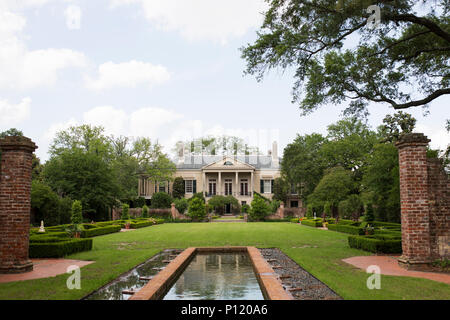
0,0 -> 448,162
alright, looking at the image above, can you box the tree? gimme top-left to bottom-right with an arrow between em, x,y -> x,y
272,177 -> 289,203
188,197 -> 206,221
338,194 -> 363,220
242,1 -> 449,116
364,203 -> 375,222
208,195 -> 227,215
281,133 -> 328,201
43,149 -> 119,221
31,180 -> 72,226
249,195 -> 270,221
308,167 -> 354,216
150,192 -> 172,209
378,111 -> 417,142
0,128 -> 23,138
172,177 -> 185,199
321,118 -> 378,180
361,143 -> 400,222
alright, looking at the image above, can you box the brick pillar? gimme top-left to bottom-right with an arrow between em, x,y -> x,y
395,133 -> 432,269
0,136 -> 37,274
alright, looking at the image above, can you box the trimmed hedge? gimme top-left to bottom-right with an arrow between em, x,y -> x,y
290,218 -> 300,223
29,236 -> 62,243
327,224 -> 365,235
129,221 -> 153,229
348,235 -> 402,254
80,225 -> 121,238
301,219 -> 323,227
29,238 -> 93,258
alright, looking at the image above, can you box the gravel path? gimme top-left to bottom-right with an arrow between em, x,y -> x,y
259,248 -> 341,300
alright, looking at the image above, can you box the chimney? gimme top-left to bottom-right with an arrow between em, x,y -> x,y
272,141 -> 279,166
176,142 -> 185,164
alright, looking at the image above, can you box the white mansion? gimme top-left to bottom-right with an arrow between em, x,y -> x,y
138,142 -> 300,210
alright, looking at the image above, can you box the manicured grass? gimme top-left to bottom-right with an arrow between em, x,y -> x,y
0,223 -> 448,300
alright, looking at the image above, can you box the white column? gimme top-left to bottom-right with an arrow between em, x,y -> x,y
218,171 -> 222,195
251,171 -> 254,196
203,171 -> 206,195
235,171 -> 239,197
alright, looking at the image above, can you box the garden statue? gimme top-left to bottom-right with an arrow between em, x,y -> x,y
313,211 -> 316,219
38,221 -> 45,233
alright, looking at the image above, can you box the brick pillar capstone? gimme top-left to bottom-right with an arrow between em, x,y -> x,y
0,136 -> 37,274
395,133 -> 432,269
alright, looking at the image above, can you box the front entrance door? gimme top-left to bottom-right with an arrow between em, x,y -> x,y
225,203 -> 232,214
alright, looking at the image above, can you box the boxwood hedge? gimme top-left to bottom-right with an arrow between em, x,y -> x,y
327,224 -> 365,235
348,235 -> 402,253
29,238 -> 93,258
301,219 -> 323,227
80,225 -> 121,238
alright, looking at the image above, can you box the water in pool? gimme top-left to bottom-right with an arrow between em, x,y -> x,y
163,253 -> 264,300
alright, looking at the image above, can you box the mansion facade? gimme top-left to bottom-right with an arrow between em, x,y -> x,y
138,142 -> 301,210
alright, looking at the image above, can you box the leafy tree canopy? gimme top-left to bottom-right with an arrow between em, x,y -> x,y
179,135 -> 260,156
241,0 -> 449,116
378,111 -> 416,142
0,128 -> 23,138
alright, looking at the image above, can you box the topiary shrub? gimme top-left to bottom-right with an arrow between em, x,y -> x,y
364,203 -> 375,222
71,200 -> 83,225
121,203 -> 130,220
29,238 -> 93,258
142,205 -> 149,218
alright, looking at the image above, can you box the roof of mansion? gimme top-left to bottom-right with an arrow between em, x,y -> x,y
175,155 -> 280,170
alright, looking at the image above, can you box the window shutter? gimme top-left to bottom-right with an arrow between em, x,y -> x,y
183,180 -> 186,193
193,180 -> 197,193
260,179 -> 264,193
167,181 -> 170,194
154,181 -> 157,193
271,180 -> 274,194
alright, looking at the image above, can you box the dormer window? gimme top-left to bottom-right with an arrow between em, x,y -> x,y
224,161 -> 233,166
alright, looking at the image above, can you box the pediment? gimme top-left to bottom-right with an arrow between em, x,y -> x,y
202,156 -> 255,170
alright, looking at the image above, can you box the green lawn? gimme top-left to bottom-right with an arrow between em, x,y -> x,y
0,223 -> 448,300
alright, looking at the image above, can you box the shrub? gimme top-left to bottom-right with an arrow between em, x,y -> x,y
121,203 -> 130,220
29,238 -> 93,258
132,197 -> 146,208
242,204 -> 250,214
249,196 -> 270,221
306,204 -> 313,219
290,218 -> 300,223
71,200 -> 83,225
188,197 -> 206,221
327,224 -> 365,235
348,235 -> 402,253
80,225 -> 121,238
270,200 -> 281,214
364,203 -> 375,222
301,219 -> 323,227
151,192 -> 172,209
142,205 -> 149,218
129,221 -> 153,229
173,198 -> 189,214
208,195 -> 226,214
172,177 -> 185,199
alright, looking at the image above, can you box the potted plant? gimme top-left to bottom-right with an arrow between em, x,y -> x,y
125,221 -> 131,229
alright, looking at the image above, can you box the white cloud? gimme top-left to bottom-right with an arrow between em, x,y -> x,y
0,97 -> 31,126
0,10 -> 87,90
64,5 -> 82,30
415,124 -> 450,152
85,60 -> 171,90
83,106 -> 128,136
110,0 -> 267,44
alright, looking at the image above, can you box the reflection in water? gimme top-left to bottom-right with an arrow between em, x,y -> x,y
84,250 -> 176,300
164,253 -> 264,300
